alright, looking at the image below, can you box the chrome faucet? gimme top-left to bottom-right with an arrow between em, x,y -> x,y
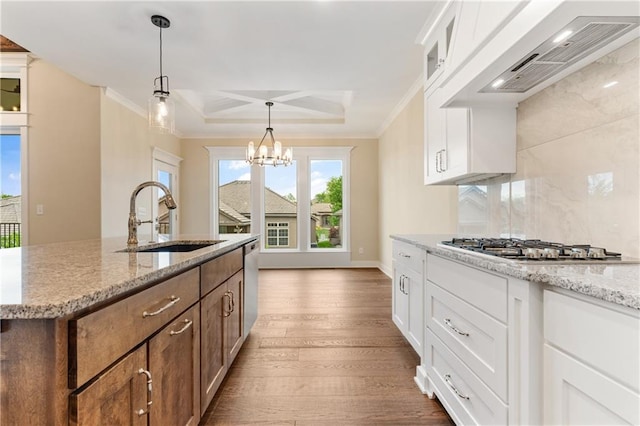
128,181 -> 177,248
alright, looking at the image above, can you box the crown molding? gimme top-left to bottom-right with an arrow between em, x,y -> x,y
103,87 -> 146,118
376,74 -> 423,138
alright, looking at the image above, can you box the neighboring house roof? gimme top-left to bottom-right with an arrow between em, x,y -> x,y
219,201 -> 250,224
0,195 -> 21,223
311,202 -> 333,215
219,180 -> 296,216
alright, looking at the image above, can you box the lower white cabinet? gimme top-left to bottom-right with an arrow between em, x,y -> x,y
543,290 -> 640,425
392,240 -> 425,355
424,253 -> 542,425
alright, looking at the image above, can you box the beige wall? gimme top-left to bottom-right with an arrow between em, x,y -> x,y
27,59 -> 101,244
378,90 -> 458,273
100,93 -> 181,238
180,137 -> 379,262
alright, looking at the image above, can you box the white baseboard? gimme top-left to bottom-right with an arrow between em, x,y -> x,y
350,260 -> 381,268
378,262 -> 392,278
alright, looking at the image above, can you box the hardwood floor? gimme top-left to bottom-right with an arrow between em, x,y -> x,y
200,268 -> 454,425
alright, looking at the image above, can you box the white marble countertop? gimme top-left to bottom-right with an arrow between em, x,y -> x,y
0,234 -> 259,319
392,234 -> 640,310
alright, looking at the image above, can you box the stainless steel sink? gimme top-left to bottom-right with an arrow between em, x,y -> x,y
118,240 -> 225,253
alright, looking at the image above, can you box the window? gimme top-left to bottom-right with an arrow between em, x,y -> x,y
310,160 -> 343,249
0,133 -> 22,248
208,146 -> 352,267
152,148 -> 181,241
218,159 -> 252,235
266,222 -> 289,247
264,160 -> 297,250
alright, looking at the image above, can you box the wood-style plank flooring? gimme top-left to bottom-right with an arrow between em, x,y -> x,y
200,268 -> 454,425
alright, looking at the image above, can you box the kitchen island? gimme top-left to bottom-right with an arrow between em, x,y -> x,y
0,234 -> 259,426
391,234 -> 640,426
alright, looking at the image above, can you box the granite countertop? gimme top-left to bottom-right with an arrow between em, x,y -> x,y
392,234 -> 640,310
0,234 -> 259,319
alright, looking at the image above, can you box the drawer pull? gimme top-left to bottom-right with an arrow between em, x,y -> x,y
136,368 -> 153,416
444,374 -> 470,400
223,292 -> 232,317
169,319 -> 193,336
142,295 -> 181,318
399,252 -> 411,259
444,318 -> 469,336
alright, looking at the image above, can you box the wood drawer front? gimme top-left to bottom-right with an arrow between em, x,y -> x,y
201,248 -> 243,295
427,329 -> 507,426
544,290 -> 640,393
427,282 -> 507,401
392,240 -> 424,274
70,267 -> 200,388
426,254 -> 507,322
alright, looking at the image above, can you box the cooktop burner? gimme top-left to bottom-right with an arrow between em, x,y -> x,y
441,238 -> 624,261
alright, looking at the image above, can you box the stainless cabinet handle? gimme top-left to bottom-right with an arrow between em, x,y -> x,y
444,374 -> 470,400
435,150 -> 441,173
169,319 -> 193,336
444,318 -> 469,336
229,290 -> 235,313
398,252 -> 411,259
136,368 -> 153,416
223,292 -> 232,317
403,276 -> 408,295
142,295 -> 180,318
399,275 -> 404,294
440,148 -> 447,172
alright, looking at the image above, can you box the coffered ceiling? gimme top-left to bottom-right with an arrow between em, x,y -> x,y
0,1 -> 437,138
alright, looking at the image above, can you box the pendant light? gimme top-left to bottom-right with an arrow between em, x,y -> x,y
148,15 -> 175,133
246,102 -> 292,167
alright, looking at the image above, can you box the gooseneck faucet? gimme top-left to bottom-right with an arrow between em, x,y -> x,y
128,181 -> 177,248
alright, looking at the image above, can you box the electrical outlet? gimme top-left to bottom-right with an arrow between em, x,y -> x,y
36,204 -> 44,215
358,247 -> 364,255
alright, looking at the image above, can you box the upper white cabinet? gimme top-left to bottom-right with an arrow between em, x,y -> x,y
422,3 -> 457,91
424,88 -> 516,185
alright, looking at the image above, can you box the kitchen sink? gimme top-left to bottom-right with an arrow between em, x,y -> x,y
118,240 -> 225,253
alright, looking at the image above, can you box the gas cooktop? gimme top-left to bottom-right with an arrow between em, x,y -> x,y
439,238 -> 636,263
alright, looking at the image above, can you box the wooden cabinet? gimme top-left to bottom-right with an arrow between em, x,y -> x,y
148,305 -> 200,426
543,290 -> 640,425
200,252 -> 244,416
0,240 -> 257,426
70,276 -> 201,426
391,240 -> 425,355
424,88 -> 516,185
69,345 -> 148,426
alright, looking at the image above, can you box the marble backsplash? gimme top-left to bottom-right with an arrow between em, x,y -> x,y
458,39 -> 640,258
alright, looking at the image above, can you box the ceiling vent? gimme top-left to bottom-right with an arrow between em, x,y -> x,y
481,16 -> 639,93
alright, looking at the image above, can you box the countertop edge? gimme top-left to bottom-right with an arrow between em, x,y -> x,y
0,236 -> 258,320
391,234 -> 640,311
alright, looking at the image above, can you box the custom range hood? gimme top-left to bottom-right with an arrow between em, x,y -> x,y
481,16 -> 640,93
441,1 -> 640,107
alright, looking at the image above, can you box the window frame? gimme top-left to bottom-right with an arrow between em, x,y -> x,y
207,146 -> 353,267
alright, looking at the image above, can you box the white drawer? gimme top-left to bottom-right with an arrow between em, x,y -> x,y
427,282 -> 508,401
392,240 -> 424,274
427,254 -> 507,322
544,290 -> 640,393
427,329 -> 508,426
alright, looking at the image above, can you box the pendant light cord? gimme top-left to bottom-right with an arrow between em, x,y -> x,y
159,26 -> 164,92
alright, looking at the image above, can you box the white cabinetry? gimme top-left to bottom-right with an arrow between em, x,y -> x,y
423,2 -> 457,92
424,88 -> 516,185
543,290 -> 640,425
424,253 -> 542,425
392,240 -> 425,355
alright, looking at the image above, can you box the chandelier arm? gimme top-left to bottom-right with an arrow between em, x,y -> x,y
254,129 -> 269,152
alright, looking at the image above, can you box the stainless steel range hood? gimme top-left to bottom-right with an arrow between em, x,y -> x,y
481,16 -> 640,93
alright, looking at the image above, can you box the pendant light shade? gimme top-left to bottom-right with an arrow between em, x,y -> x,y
246,102 -> 292,167
148,15 -> 175,133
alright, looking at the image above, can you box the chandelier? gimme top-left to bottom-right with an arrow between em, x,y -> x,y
246,102 -> 292,166
148,15 -> 175,133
